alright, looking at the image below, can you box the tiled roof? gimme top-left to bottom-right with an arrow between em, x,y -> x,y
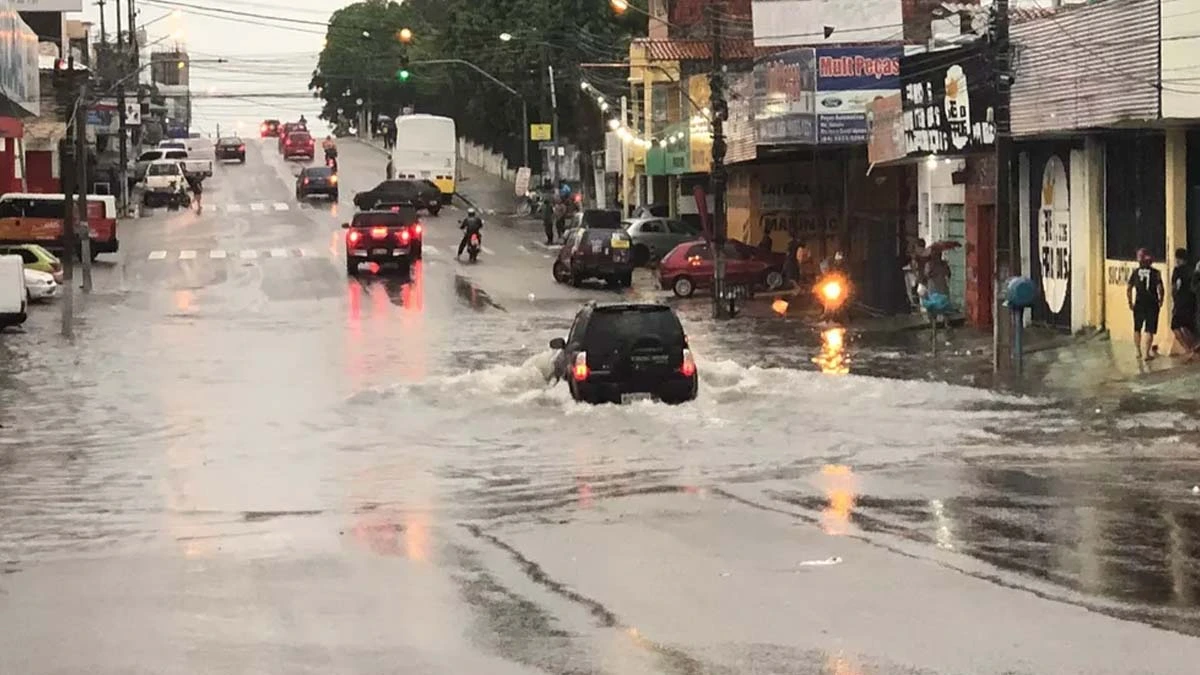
634,38 -> 789,62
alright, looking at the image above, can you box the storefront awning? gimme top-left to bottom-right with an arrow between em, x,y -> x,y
24,118 -> 66,151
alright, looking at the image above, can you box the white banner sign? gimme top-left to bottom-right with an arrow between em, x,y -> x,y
514,166 -> 530,196
604,131 -> 623,173
125,101 -> 141,125
752,0 -> 903,47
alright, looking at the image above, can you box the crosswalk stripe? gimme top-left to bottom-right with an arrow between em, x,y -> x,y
273,202 -> 289,211
210,249 -> 227,259
226,204 -> 243,212
148,250 -> 167,260
250,203 -> 265,212
297,249 -> 310,257
240,249 -> 258,259
179,250 -> 196,259
422,244 -> 440,255
269,248 -> 288,257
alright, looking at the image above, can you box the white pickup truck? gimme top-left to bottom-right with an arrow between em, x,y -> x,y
138,146 -> 211,179
140,159 -> 190,207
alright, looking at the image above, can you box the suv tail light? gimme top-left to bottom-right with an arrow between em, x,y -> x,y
347,230 -> 362,244
572,352 -> 589,381
371,226 -> 388,239
238,144 -> 245,151
397,229 -> 411,244
414,224 -> 422,235
329,175 -> 338,184
680,348 -> 696,377
302,177 -> 309,185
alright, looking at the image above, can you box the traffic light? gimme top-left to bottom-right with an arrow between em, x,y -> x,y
397,27 -> 412,43
397,69 -> 410,81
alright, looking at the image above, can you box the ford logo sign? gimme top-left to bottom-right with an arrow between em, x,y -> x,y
821,97 -> 843,108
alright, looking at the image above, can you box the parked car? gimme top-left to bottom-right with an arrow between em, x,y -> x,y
136,148 -> 211,180
552,225 -> 635,288
657,239 -> 785,298
296,165 -> 338,201
549,301 -> 698,405
622,217 -> 703,266
23,268 -> 57,302
0,254 -> 26,328
215,136 -> 246,162
0,243 -> 62,283
352,179 -> 440,215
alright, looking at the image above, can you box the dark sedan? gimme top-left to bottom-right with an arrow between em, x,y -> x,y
215,136 -> 246,163
296,165 -> 338,201
352,179 -> 441,216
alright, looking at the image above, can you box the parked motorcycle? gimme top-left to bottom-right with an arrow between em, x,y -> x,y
165,181 -> 191,211
466,232 -> 481,263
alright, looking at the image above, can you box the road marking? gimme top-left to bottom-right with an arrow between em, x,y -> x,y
179,250 -> 196,259
270,248 -> 288,257
210,249 -> 227,259
273,202 -> 289,211
422,244 -> 440,255
250,203 -> 265,212
226,204 -> 243,212
298,249 -> 311,257
240,249 -> 258,259
148,250 -> 167,260
482,246 -> 495,255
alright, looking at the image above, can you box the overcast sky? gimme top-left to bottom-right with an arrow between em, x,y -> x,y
82,0 -> 333,137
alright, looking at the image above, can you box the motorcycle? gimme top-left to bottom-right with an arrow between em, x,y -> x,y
466,232 -> 481,263
326,156 -> 338,172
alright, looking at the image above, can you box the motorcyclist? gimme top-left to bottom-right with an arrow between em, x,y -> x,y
322,135 -> 337,157
457,208 -> 484,258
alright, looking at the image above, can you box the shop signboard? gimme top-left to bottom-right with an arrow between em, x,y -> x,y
867,93 -> 903,164
725,71 -> 757,163
11,0 -> 83,9
0,3 -> 39,116
813,45 -> 900,144
752,0 -> 903,47
753,48 -> 816,145
901,43 -> 996,158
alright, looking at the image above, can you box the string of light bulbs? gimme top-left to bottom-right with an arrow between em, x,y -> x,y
580,79 -> 705,150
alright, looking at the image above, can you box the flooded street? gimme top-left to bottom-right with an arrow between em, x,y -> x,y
2,140 -> 1198,674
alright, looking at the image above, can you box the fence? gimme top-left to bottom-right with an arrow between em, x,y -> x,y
457,138 -> 518,183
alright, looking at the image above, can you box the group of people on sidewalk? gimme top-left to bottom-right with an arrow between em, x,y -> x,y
1126,247 -> 1200,362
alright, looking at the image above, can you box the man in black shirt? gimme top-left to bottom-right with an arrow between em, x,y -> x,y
1171,248 -> 1198,356
1127,247 -> 1165,360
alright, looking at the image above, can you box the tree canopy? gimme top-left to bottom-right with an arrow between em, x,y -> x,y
309,0 -> 645,169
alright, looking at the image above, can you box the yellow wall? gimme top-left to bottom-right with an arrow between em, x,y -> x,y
1104,260 -> 1171,344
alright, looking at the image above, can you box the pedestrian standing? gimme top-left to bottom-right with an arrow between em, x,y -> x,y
1171,248 -> 1198,356
541,196 -> 555,245
922,247 -> 953,328
1126,247 -> 1165,360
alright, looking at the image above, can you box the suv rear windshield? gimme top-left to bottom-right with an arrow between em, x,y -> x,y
584,306 -> 684,352
352,209 -> 418,227
218,137 -> 242,145
305,166 -> 333,177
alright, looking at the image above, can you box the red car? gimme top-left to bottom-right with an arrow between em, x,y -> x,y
260,119 -> 280,137
657,239 -> 785,298
283,131 -> 315,160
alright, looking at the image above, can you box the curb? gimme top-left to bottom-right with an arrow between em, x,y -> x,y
351,137 -> 390,156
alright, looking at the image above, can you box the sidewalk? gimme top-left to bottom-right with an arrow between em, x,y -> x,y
351,137 -> 517,216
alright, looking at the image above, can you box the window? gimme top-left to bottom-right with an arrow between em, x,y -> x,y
639,220 -> 665,234
1105,132 -> 1165,260
218,137 -> 241,145
24,199 -> 66,219
584,307 -> 685,353
687,243 -> 712,259
667,219 -> 699,235
148,163 -> 181,176
0,200 -> 21,218
164,151 -> 187,159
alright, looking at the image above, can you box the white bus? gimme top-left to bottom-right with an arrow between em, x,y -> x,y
391,114 -> 457,203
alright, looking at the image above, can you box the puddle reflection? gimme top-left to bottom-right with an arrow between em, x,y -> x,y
819,464 -> 856,536
814,327 -> 850,375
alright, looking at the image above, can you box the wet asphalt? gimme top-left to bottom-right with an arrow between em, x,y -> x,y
1,139 -> 1199,674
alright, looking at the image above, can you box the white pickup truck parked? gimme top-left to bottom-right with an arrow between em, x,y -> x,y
140,159 -> 190,207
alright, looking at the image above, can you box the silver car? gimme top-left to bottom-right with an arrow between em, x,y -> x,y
622,217 -> 702,266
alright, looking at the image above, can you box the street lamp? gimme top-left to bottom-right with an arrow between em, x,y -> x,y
610,0 -> 629,14
398,27 -> 412,43
498,32 -> 513,42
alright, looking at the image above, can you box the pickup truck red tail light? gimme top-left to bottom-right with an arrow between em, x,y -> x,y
370,227 -> 388,239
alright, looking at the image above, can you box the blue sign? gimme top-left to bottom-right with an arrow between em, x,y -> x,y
812,45 -> 901,144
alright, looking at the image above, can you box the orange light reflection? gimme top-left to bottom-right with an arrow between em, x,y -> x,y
813,327 -> 850,375
819,464 -> 857,536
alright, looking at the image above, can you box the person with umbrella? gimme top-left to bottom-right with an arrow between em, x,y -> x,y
921,241 -> 958,327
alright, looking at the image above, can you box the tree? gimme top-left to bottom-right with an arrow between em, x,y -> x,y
311,0 -> 644,167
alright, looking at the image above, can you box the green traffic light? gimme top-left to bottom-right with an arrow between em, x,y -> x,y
397,69 -> 410,81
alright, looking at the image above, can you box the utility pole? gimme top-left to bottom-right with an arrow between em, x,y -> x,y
115,0 -> 130,217
991,0 -> 1014,374
96,0 -> 106,43
708,2 -> 732,319
60,58 -> 79,336
548,64 -> 559,188
77,75 -> 93,293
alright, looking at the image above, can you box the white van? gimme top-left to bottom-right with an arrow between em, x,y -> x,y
0,254 -> 27,328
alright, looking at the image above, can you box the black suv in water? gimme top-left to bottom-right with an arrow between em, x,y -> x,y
343,208 -> 421,275
550,302 -> 698,405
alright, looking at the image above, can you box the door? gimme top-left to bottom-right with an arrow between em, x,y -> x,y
636,219 -> 670,258
939,204 -> 967,310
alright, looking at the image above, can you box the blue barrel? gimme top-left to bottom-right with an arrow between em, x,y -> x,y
1005,276 -> 1037,309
